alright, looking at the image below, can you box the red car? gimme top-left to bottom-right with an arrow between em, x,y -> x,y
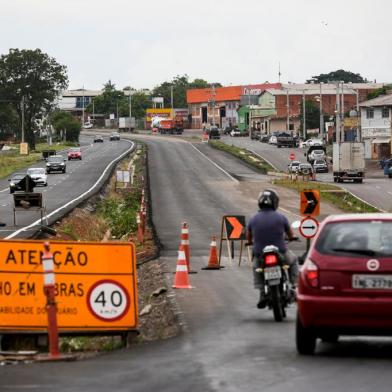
67,147 -> 82,160
297,213 -> 392,355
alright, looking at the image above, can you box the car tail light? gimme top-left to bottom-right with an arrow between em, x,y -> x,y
304,258 -> 319,288
265,254 -> 278,266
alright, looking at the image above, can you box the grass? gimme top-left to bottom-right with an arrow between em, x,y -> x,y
208,140 -> 275,173
0,142 -> 73,179
273,179 -> 380,213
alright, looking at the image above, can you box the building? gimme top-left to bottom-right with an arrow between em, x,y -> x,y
360,94 -> 392,159
186,83 -> 281,129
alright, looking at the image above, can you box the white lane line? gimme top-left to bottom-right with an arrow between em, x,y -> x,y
247,149 -> 280,172
6,140 -> 135,239
0,188 -> 8,193
388,191 -> 392,195
189,143 -> 239,183
279,206 -> 301,218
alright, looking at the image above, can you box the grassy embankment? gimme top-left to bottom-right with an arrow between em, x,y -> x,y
208,140 -> 275,173
0,143 -> 74,179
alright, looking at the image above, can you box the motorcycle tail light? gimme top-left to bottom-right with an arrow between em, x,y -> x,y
265,254 -> 278,266
304,259 -> 319,288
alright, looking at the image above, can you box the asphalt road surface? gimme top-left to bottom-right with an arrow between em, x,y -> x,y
0,135 -> 134,239
220,135 -> 392,211
2,133 -> 391,392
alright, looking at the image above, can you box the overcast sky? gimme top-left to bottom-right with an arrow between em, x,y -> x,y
0,0 -> 390,91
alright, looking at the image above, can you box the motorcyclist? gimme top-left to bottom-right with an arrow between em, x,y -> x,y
246,189 -> 299,309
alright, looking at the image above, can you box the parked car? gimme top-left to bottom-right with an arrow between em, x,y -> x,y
93,135 -> 104,143
9,173 -> 28,194
296,213 -> 392,355
297,163 -> 314,176
26,167 -> 47,186
260,134 -> 270,143
268,135 -> 277,145
110,132 -> 120,141
230,128 -> 241,137
223,126 -> 232,135
308,149 -> 326,163
208,126 -> 221,140
46,155 -> 66,174
288,160 -> 301,173
313,159 -> 328,173
67,147 -> 82,160
83,122 -> 93,129
300,138 -> 323,148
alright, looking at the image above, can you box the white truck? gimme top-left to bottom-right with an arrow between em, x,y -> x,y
118,117 -> 136,131
333,142 -> 365,183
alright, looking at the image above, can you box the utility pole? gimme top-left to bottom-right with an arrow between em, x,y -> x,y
170,85 -> 174,109
302,90 -> 306,140
355,89 -> 360,142
92,99 -> 95,124
21,96 -> 25,143
129,89 -> 132,132
82,86 -> 85,126
211,84 -> 216,126
319,82 -> 324,141
248,85 -> 251,134
286,88 -> 290,132
335,82 -> 341,143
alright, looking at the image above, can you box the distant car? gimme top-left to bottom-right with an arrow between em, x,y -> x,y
83,122 -> 93,129
67,147 -> 82,160
26,167 -> 47,186
260,134 -> 270,143
230,128 -> 241,137
297,213 -> 392,355
268,135 -> 277,145
208,127 -> 221,140
301,138 -> 323,148
46,155 -> 66,174
110,132 -> 120,141
308,149 -> 326,162
288,160 -> 301,173
9,173 -> 28,194
298,163 -> 314,176
313,159 -> 328,173
93,135 -> 104,143
223,126 -> 232,135
250,131 -> 261,141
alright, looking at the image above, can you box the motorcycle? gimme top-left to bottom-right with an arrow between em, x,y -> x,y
256,239 -> 299,322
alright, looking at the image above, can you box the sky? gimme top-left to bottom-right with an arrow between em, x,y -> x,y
0,0 -> 390,91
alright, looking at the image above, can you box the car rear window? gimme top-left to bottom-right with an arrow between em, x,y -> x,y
316,221 -> 392,257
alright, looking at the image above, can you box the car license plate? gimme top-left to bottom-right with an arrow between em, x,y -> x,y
264,266 -> 282,280
352,274 -> 392,289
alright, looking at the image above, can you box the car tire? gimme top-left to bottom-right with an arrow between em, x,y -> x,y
296,314 -> 316,355
44,183 -> 48,187
63,169 -> 66,173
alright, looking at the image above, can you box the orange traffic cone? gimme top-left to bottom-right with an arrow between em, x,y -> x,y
173,249 -> 193,289
202,235 -> 223,270
180,222 -> 197,273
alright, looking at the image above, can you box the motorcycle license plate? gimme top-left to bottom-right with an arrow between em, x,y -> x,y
264,266 -> 282,280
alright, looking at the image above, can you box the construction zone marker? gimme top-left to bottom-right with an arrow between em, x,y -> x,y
202,235 -> 224,270
180,222 -> 197,274
172,249 -> 193,289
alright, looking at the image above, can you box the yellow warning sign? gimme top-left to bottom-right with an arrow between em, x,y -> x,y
0,240 -> 138,332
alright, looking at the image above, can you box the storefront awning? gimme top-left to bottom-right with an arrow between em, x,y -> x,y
372,138 -> 391,144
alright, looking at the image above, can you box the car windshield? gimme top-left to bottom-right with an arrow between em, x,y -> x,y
11,174 -> 25,180
316,221 -> 392,257
70,148 -> 80,152
314,160 -> 325,165
27,168 -> 45,175
48,156 -> 63,162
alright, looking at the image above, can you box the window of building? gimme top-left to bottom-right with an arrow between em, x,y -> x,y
76,96 -> 91,109
382,107 -> 390,118
366,108 -> 374,119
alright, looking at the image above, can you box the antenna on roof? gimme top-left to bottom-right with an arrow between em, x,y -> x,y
278,62 -> 281,83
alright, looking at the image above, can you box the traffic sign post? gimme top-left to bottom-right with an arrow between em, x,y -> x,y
299,216 -> 319,253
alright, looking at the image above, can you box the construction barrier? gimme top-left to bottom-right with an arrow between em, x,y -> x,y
172,249 -> 192,289
202,235 -> 223,270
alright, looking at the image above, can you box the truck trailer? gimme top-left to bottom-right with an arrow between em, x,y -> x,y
333,142 -> 365,183
118,117 -> 136,131
159,117 -> 184,135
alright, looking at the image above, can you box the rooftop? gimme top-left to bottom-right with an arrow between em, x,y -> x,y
359,94 -> 392,107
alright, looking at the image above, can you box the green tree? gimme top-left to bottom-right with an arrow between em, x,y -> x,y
306,69 -> 368,84
0,48 -> 68,149
367,84 -> 392,100
51,111 -> 80,142
299,100 -> 325,137
152,75 -> 220,108
0,103 -> 19,140
129,91 -> 151,119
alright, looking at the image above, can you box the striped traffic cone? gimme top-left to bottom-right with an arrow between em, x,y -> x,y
202,235 -> 223,270
172,249 -> 193,289
180,222 -> 196,273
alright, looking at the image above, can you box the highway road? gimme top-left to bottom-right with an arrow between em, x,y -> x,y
2,134 -> 392,392
219,135 -> 392,211
0,135 -> 134,239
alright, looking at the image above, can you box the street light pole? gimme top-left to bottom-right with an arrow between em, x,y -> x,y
82,86 -> 85,126
319,83 -> 324,141
21,96 -> 25,143
286,88 -> 290,132
129,89 -> 132,132
248,86 -> 251,134
335,82 -> 341,143
302,90 -> 306,140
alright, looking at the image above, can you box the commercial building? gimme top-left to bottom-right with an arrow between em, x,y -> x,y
360,94 -> 392,159
186,83 -> 281,129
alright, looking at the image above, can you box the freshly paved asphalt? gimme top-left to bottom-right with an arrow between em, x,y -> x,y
0,135 -> 134,239
2,132 -> 392,392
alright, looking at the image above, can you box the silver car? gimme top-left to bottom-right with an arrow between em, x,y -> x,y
27,167 -> 48,186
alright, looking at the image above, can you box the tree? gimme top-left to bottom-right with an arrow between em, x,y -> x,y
152,75 -> 221,108
0,103 -> 19,140
299,100 -> 326,137
51,111 -> 80,142
367,84 -> 392,100
0,48 -> 68,149
306,69 -> 368,84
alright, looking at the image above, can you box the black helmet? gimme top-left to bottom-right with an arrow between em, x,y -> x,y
258,189 -> 279,210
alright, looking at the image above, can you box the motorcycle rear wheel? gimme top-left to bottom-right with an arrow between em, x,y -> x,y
270,285 -> 284,322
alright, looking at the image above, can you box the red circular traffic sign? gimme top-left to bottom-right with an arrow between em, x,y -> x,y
299,217 -> 319,238
289,152 -> 296,161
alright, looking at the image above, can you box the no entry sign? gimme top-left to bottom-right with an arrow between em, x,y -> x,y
299,217 -> 319,238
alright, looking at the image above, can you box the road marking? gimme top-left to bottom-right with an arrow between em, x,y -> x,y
6,140 -> 135,239
0,188 -> 8,193
388,191 -> 392,195
189,144 -> 238,183
247,149 -> 280,172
